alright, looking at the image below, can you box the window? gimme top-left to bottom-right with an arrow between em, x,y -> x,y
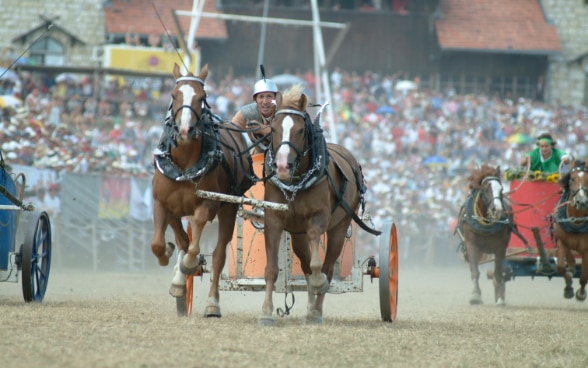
29,37 -> 64,66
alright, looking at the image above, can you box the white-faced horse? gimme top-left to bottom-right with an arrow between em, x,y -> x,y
151,63 -> 254,317
259,85 -> 380,325
553,159 -> 588,301
456,164 -> 513,306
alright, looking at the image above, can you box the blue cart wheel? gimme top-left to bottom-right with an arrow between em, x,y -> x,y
21,211 -> 52,302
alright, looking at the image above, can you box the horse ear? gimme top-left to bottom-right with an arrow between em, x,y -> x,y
275,92 -> 283,107
172,63 -> 181,79
496,165 -> 501,177
299,93 -> 308,111
199,64 -> 209,81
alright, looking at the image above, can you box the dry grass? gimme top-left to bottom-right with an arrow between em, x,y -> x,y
1,264 -> 587,368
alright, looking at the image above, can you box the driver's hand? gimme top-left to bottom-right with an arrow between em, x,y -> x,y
259,125 -> 271,136
246,120 -> 260,128
521,156 -> 529,167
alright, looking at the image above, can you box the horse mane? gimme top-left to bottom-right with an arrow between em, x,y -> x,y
280,84 -> 308,110
467,164 -> 501,190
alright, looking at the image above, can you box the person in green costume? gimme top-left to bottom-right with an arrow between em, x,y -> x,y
520,132 -> 572,173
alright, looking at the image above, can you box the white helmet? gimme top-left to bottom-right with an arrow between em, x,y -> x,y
252,78 -> 278,99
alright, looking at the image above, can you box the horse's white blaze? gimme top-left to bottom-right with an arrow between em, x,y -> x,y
276,116 -> 294,173
575,171 -> 588,201
178,84 -> 196,136
489,180 -> 503,211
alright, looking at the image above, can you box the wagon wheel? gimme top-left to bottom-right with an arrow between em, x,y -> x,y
379,221 -> 398,322
176,224 -> 194,317
20,211 -> 52,303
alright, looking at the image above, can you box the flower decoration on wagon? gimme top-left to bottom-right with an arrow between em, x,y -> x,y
504,168 -> 559,183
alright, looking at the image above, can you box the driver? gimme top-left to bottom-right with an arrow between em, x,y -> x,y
231,78 -> 278,153
520,132 -> 572,173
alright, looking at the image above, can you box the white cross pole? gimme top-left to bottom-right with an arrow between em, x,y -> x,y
175,3 -> 348,144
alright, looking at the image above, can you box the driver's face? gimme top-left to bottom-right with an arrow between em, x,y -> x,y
539,142 -> 553,159
255,92 -> 276,118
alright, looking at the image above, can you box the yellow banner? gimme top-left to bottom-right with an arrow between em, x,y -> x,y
103,45 -> 200,74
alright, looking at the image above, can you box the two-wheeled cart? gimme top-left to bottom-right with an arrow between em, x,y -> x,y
177,154 -> 399,322
496,180 -> 581,280
0,155 -> 52,302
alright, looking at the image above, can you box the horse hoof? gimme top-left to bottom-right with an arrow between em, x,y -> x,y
469,298 -> 483,305
309,276 -> 330,295
305,314 -> 323,325
165,242 -> 175,258
258,315 -> 276,327
180,262 -> 200,276
495,299 -> 506,307
204,306 -> 222,318
576,290 -> 587,301
169,284 -> 185,297
564,287 -> 574,299
158,256 -> 170,266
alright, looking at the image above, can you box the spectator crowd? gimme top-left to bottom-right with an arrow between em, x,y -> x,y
1,66 -> 587,266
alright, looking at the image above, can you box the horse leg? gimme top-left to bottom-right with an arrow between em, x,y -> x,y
290,234 -> 319,322
306,224 -> 348,324
556,239 -> 574,299
151,200 -> 175,266
258,214 -> 284,326
466,241 -> 483,305
169,249 -> 187,297
181,208 -> 212,274
203,205 -> 238,318
575,253 -> 588,301
493,252 -> 506,307
307,221 -> 329,296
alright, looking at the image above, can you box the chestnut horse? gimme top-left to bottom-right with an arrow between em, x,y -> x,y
259,85 -> 380,325
456,164 -> 513,306
151,63 -> 254,317
553,159 -> 588,301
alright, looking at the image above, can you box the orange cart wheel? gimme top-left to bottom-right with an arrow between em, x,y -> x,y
176,223 -> 194,317
379,221 -> 398,322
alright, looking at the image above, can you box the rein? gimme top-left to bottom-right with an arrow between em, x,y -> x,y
504,160 -> 531,196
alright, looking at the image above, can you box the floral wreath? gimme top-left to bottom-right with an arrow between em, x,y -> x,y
504,168 -> 559,183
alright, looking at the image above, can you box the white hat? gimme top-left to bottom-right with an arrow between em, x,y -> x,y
252,78 -> 278,99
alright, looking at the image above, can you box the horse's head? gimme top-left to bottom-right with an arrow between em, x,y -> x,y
566,160 -> 588,211
269,84 -> 310,181
170,63 -> 208,144
469,164 -> 506,220
480,174 -> 506,219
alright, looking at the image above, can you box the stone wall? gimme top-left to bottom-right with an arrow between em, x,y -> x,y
0,0 -> 104,68
542,0 -> 588,107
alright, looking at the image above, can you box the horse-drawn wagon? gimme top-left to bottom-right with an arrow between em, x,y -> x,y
503,167 -> 587,300
0,152 -> 52,302
456,164 -> 587,305
150,64 -> 399,323
178,153 -> 399,322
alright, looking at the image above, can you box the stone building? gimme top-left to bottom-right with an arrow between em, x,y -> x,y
0,0 -> 586,108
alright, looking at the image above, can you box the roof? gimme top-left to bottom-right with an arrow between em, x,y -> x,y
104,0 -> 227,40
12,16 -> 86,46
434,0 -> 561,55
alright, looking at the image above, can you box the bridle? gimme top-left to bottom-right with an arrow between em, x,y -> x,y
170,76 -> 207,141
479,176 -> 505,220
267,108 -> 312,178
568,167 -> 588,210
